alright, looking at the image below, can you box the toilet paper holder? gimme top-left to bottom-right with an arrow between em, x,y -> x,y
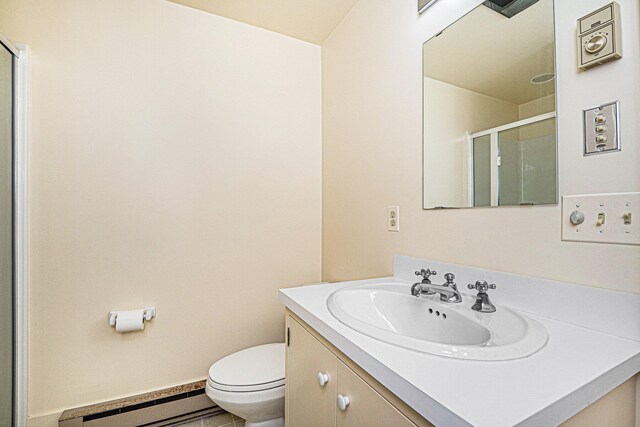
108,307 -> 156,327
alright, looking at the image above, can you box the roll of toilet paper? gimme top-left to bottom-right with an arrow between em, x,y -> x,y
115,309 -> 145,332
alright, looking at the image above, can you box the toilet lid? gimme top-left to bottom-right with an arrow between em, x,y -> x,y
208,343 -> 285,393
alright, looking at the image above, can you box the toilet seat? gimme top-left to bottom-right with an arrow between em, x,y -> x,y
207,343 -> 285,393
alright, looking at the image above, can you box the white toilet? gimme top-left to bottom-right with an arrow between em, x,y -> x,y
206,343 -> 285,427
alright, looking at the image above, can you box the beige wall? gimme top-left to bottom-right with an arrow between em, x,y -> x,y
322,0 -> 638,422
0,0 -> 321,422
519,94 -> 556,119
1,0 -> 637,423
322,0 -> 640,292
423,77 -> 519,208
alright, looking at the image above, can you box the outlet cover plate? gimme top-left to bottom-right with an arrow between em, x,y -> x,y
388,206 -> 399,232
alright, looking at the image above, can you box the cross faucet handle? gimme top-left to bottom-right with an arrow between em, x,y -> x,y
468,280 -> 496,293
468,281 -> 497,313
415,269 -> 437,280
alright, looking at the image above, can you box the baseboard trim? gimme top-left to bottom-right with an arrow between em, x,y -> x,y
58,380 -> 219,427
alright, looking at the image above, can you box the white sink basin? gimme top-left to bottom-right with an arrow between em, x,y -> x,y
327,283 -> 548,361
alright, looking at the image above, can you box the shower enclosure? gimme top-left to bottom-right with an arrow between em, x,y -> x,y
0,31 -> 25,427
0,35 -> 15,426
467,112 -> 557,207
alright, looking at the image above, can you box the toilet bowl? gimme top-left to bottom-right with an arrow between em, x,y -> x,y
206,343 -> 285,427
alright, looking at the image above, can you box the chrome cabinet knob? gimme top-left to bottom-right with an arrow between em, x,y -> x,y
337,394 -> 350,411
317,372 -> 329,387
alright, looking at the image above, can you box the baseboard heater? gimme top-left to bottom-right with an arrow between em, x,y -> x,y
58,380 -> 222,427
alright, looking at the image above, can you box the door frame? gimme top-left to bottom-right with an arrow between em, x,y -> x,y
14,42 -> 29,427
1,32 -> 29,427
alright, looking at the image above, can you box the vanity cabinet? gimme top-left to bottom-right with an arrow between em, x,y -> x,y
285,312 -> 431,427
286,315 -> 337,427
284,310 -> 637,427
335,360 -> 415,427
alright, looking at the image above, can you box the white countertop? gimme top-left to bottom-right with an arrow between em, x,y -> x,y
279,276 -> 640,427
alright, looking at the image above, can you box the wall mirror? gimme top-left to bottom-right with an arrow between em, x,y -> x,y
422,0 -> 557,209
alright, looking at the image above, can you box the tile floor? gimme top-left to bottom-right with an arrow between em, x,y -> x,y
172,412 -> 245,427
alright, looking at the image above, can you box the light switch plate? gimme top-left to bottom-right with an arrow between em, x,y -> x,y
583,101 -> 620,155
562,193 -> 639,245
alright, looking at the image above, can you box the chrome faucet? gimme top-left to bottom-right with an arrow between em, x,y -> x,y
411,272 -> 462,304
468,281 -> 497,313
411,269 -> 437,296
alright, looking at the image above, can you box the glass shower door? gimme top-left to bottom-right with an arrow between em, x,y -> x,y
469,113 -> 557,208
0,43 -> 14,426
498,117 -> 557,206
472,134 -> 491,207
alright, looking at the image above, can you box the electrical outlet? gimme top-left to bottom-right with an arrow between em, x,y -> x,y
388,206 -> 399,232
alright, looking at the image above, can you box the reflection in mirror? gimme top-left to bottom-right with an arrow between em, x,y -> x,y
422,0 -> 557,209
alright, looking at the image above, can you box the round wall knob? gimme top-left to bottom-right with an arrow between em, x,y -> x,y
317,372 -> 329,387
570,210 -> 585,225
594,114 -> 607,124
585,34 -> 607,54
337,394 -> 350,411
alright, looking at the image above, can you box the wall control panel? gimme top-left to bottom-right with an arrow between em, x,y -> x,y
583,100 -> 620,155
577,2 -> 622,70
562,193 -> 639,245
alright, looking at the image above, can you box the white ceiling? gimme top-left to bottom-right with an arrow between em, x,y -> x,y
423,0 -> 555,105
167,0 -> 360,45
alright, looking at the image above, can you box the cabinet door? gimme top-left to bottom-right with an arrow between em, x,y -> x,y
336,360 -> 417,427
286,316 -> 337,427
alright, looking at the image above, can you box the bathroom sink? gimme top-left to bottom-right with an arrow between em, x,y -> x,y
327,283 -> 548,361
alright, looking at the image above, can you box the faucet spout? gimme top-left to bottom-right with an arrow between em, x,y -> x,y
410,282 -> 423,297
422,273 -> 462,303
411,272 -> 462,304
411,268 -> 436,296
423,283 -> 462,302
